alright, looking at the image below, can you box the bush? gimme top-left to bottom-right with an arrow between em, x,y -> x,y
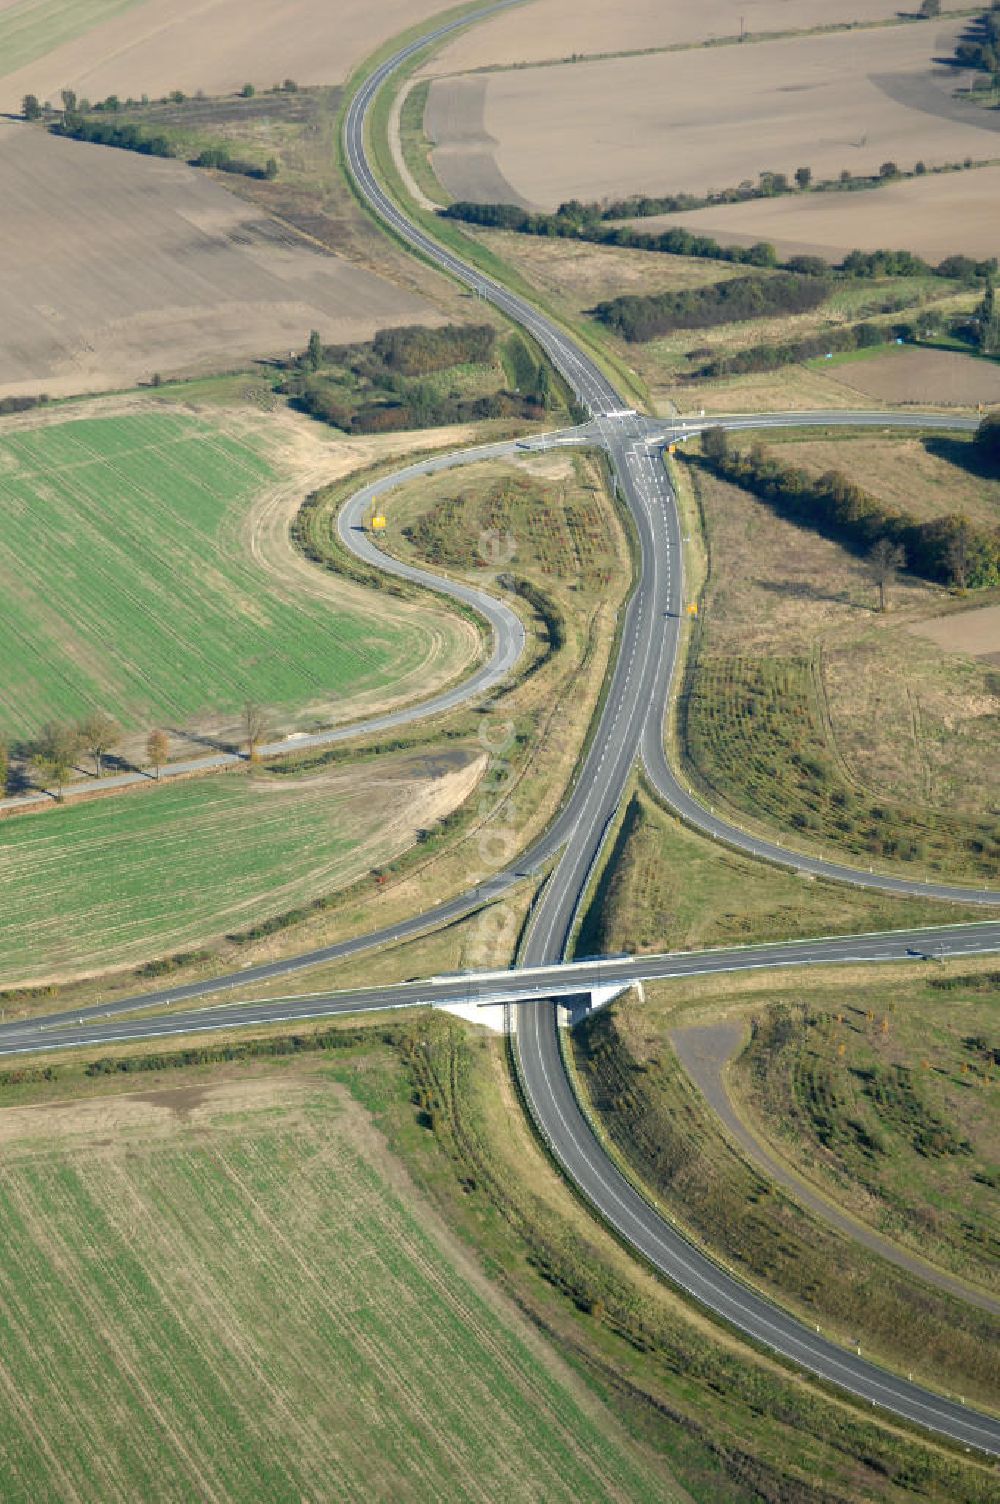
593,272 -> 829,342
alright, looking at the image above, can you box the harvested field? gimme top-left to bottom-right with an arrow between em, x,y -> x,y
0,1067 -> 665,1501
431,0 -> 907,73
818,346 -> 1000,405
908,602 -> 1000,662
0,123 -> 440,399
638,165 -> 1000,267
0,408 -> 475,743
0,748 -> 484,985
427,21 -> 1000,208
0,0 -> 446,113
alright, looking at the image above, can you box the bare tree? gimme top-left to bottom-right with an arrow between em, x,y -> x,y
78,710 -> 121,778
866,538 -> 906,612
146,728 -> 170,780
243,701 -> 268,762
33,722 -> 82,802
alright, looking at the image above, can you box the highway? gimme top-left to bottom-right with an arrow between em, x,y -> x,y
7,0 -> 999,1455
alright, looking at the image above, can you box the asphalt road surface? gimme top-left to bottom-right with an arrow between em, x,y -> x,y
8,0 -> 998,1454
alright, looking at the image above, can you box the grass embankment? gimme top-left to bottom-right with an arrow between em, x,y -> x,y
731,970 -> 1000,1291
571,992 -> 999,1411
0,1044 -> 668,1502
398,77 -> 447,205
673,446 -> 1000,882
2,1017 -> 997,1503
0,410 -> 458,739
575,784 -> 994,957
2,448 -> 628,1010
0,748 -> 483,987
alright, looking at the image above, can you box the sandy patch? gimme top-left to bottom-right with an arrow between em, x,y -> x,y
825,347 -> 1000,406
630,165 -> 1000,265
430,0 -> 908,73
0,0 -> 447,113
0,123 -> 440,399
428,21 -> 999,208
908,604 -> 1000,661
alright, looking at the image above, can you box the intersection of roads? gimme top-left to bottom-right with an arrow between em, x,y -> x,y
7,0 -> 998,1455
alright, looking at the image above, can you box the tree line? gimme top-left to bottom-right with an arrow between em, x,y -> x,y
698,422 -> 1000,592
0,702 -> 269,802
592,272 -> 829,342
951,3 -> 1000,76
49,112 -> 278,179
441,200 -> 997,285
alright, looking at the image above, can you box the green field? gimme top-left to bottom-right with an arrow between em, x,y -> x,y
0,413 -> 430,737
0,0 -> 143,80
0,1065 -> 666,1502
0,752 -> 469,983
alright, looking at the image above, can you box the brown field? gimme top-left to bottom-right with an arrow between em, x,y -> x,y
635,165 -> 1000,266
427,20 -> 1000,208
909,602 -> 1000,661
0,0 -> 447,113
0,123 -> 440,399
822,346 -> 1000,405
430,0 -> 908,73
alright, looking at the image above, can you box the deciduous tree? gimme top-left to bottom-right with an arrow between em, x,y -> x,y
0,734 -> 8,796
33,722 -> 82,801
146,728 -> 170,779
21,94 -> 41,120
243,701 -> 268,762
78,710 -> 121,778
866,538 -> 906,612
794,165 -> 812,190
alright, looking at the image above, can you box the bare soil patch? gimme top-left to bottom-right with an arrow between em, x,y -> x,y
908,602 -> 1000,660
824,346 -> 1000,405
643,165 -> 1000,266
431,0 -> 907,73
0,0 -> 447,113
428,22 -> 997,208
0,124 -> 440,399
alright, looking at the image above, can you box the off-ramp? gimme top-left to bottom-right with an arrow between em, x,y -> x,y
5,0 -> 999,1455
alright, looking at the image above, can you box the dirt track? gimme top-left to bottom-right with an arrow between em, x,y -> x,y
0,123 -> 439,398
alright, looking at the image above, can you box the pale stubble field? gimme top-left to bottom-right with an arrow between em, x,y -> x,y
0,124 -> 441,399
427,19 -> 1000,213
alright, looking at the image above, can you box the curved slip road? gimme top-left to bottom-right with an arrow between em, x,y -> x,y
7,0 -> 999,1453
345,0 -> 1000,1453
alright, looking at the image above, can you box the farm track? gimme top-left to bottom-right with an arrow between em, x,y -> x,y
7,0 -> 1000,1457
